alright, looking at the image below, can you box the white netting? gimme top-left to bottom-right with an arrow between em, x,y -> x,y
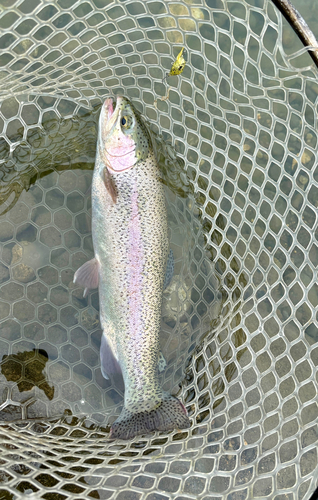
0,0 -> 318,499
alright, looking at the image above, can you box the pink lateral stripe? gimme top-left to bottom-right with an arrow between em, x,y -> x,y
128,179 -> 144,368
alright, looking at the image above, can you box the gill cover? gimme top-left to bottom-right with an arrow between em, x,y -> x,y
99,96 -> 150,173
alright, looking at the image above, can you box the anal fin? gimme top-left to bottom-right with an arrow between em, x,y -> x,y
73,258 -> 99,297
100,334 -> 122,380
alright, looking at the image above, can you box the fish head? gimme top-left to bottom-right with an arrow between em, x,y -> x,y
98,96 -> 150,173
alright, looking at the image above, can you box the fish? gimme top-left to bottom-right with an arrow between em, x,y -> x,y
73,96 -> 190,439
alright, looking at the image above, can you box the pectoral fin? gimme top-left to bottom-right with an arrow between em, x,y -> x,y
104,167 -> 117,203
100,335 -> 122,380
73,258 -> 99,297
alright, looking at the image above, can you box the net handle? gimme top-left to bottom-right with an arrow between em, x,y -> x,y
271,0 -> 318,68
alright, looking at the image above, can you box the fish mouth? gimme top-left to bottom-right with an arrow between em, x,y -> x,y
99,96 -> 136,172
103,96 -> 126,132
100,97 -> 117,136
104,97 -> 116,121
104,95 -> 127,119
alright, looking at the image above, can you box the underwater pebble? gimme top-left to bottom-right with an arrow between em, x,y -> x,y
53,209 -> 72,230
0,301 -> 10,320
12,263 -> 36,283
2,243 -> 22,266
11,244 -> 23,264
81,307 -> 99,331
22,241 -> 50,269
298,174 -> 308,185
0,221 -> 14,242
162,276 -> 192,321
301,152 -> 311,164
0,264 -> 10,284
9,202 -> 30,225
58,171 -> 77,192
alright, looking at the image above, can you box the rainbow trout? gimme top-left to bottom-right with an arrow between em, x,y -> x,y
74,96 -> 190,439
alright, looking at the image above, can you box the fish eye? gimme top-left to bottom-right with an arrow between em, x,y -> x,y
121,115 -> 132,128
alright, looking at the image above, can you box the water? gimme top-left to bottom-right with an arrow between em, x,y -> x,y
0,99 -> 224,423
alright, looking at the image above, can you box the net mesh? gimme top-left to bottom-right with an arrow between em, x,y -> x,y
0,0 -> 318,498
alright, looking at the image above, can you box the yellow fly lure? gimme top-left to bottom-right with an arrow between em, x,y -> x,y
163,47 -> 186,81
169,47 -> 186,76
154,48 -> 186,108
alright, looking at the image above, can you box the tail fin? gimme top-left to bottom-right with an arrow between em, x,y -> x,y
110,392 -> 190,440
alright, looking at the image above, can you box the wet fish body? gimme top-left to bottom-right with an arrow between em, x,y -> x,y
74,96 -> 190,439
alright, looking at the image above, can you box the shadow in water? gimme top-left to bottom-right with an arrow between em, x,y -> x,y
0,349 -> 54,410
